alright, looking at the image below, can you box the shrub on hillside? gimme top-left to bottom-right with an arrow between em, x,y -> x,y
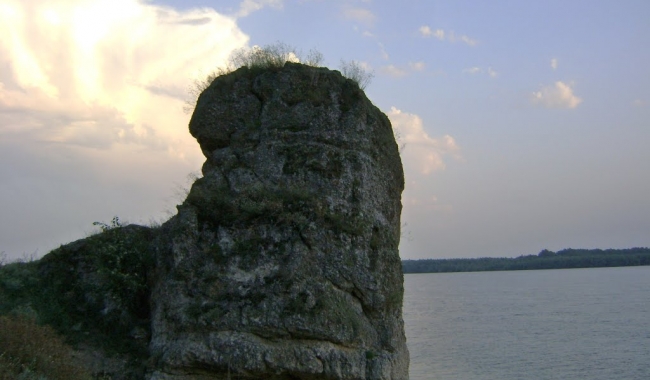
185,42 -> 375,113
339,60 -> 374,90
185,42 -> 324,114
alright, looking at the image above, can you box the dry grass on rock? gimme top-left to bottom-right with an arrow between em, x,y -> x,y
0,314 -> 91,380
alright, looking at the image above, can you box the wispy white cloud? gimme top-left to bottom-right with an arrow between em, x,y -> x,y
531,81 -> 583,109
551,58 -> 558,70
235,0 -> 283,18
633,99 -> 646,107
380,61 -> 427,77
409,61 -> 425,71
388,107 -> 461,175
463,67 -> 482,75
463,66 -> 497,77
419,26 -> 477,46
454,33 -> 478,46
419,26 -> 444,40
418,25 -> 432,36
378,42 -> 389,60
342,6 -> 376,26
381,65 -> 407,77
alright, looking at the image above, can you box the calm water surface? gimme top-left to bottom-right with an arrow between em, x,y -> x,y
403,266 -> 650,379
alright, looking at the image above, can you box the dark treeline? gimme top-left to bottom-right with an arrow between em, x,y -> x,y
402,248 -> 650,274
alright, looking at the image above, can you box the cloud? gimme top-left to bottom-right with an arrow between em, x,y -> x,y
387,107 -> 461,175
551,58 -> 558,70
453,33 -> 478,46
419,26 -> 444,40
379,61 -> 427,78
463,67 -> 481,75
378,42 -> 389,60
409,61 -> 425,71
381,65 -> 407,77
532,81 -> 583,109
0,0 -> 247,152
419,26 -> 477,46
463,66 -> 497,77
0,0 -> 249,259
235,0 -> 284,18
342,6 -> 376,26
633,99 -> 646,107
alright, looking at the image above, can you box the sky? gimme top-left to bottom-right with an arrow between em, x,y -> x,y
1,0 -> 649,261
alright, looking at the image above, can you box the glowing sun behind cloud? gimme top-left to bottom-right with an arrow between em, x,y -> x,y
0,0 -> 248,158
0,0 -> 250,258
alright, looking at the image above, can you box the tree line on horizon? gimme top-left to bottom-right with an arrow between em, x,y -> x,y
402,247 -> 650,274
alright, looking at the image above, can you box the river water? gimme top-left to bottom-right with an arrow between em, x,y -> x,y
403,266 -> 650,379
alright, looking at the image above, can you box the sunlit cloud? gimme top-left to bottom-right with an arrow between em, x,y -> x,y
551,58 -> 558,70
235,0 -> 284,18
531,81 -> 583,109
419,26 -> 477,46
632,99 -> 646,107
0,0 -> 248,155
0,0 -> 249,258
388,107 -> 461,175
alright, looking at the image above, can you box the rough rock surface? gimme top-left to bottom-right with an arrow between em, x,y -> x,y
149,62 -> 408,379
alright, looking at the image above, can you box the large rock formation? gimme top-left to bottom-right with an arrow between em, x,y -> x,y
0,62 -> 408,379
149,62 -> 408,379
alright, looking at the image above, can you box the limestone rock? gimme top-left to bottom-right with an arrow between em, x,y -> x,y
0,62 -> 408,380
149,63 -> 408,379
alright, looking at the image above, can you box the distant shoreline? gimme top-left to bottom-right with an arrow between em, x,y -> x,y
402,248 -> 650,274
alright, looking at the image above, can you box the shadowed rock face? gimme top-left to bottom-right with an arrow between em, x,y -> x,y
149,63 -> 408,379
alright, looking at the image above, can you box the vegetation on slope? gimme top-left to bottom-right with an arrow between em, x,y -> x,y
0,314 -> 92,380
0,217 -> 156,378
185,42 -> 374,113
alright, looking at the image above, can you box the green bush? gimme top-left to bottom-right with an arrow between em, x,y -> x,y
91,217 -> 153,319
